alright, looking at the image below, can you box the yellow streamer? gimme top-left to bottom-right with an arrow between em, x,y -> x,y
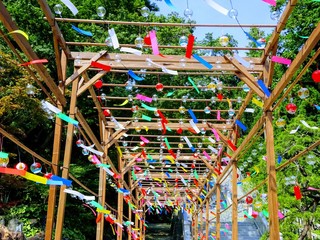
242,177 -> 252,183
181,167 -> 188,173
114,99 -> 129,106
227,98 -> 232,108
132,228 -> 139,231
252,97 -> 263,108
154,178 -> 162,182
165,156 -> 175,164
23,172 -> 47,184
9,30 -> 29,40
253,166 -> 260,174
96,208 -> 111,214
143,126 -> 149,132
117,146 -> 122,158
111,224 -> 115,235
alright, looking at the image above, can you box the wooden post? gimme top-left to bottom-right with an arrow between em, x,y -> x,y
216,185 -> 221,240
45,51 -> 67,240
232,162 -> 238,240
117,152 -> 124,240
200,207 -> 203,237
194,212 -> 198,240
54,77 -> 79,240
205,200 -> 210,239
96,122 -> 109,240
265,111 -> 280,239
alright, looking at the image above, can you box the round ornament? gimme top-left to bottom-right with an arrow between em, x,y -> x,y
297,87 -> 309,99
94,79 -> 103,89
30,162 -> 42,174
276,118 -> 286,128
312,70 -> 320,83
219,35 -> 229,47
155,83 -> 164,92
286,103 -> 297,114
245,196 -> 253,204
16,162 -> 28,171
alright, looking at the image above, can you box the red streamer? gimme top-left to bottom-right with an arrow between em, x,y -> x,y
19,59 -> 48,66
91,61 -> 111,71
227,140 -> 237,151
157,110 -> 168,124
185,34 -> 195,59
294,185 -> 302,200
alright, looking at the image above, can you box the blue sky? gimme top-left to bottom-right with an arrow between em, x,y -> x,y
154,0 -> 277,49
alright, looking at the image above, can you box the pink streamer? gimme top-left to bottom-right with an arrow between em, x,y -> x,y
211,128 -> 220,141
136,94 -> 152,103
307,187 -> 320,191
203,150 -> 211,160
140,136 -> 150,143
271,56 -> 292,65
156,182 -> 161,187
136,158 -> 143,162
218,147 -> 223,157
262,0 -> 276,6
278,210 -> 285,219
217,110 -> 221,120
150,30 -> 159,55
83,203 -> 97,216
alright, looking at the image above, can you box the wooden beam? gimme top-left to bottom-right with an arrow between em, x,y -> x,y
205,200 -> 210,239
261,0 -> 298,63
77,70 -> 108,96
231,162 -> 238,240
224,56 -> 265,98
265,111 -> 280,240
104,122 -> 131,149
65,51 -> 108,86
54,77 -> 79,240
216,184 -> 221,240
264,22 -> 320,110
0,1 -> 66,106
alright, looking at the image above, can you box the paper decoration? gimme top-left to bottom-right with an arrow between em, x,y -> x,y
56,113 -> 78,125
183,136 -> 195,152
217,110 -> 221,120
9,30 -> 29,40
294,185 -> 302,200
162,67 -> 178,75
140,136 -> 149,144
203,151 -> 211,160
189,119 -> 200,134
192,54 -> 213,69
120,47 -> 142,56
164,0 -> 178,10
71,25 -> 93,37
245,108 -> 255,113
91,61 -> 111,71
188,109 -> 198,123
252,97 -> 263,108
19,59 -> 48,66
227,140 -> 237,151
203,0 -> 228,15
78,144 -> 104,156
234,53 -> 250,68
290,125 -> 300,134
211,128 -> 220,141
271,56 -> 292,65
149,30 -> 159,55
142,115 -> 152,121
244,31 -> 263,47
0,151 -> 9,159
108,28 -> 120,49
314,105 -> 320,110
277,155 -> 282,164
235,120 -> 247,131
262,0 -> 276,6
64,189 -> 95,201
186,35 -> 195,59
300,120 -> 318,130
141,103 -> 157,111
307,187 -> 320,191
166,91 -> 175,97
188,77 -> 200,93
114,100 -> 128,106
61,0 -> 79,15
257,80 -> 271,97
278,210 -> 285,219
0,168 -> 25,176
128,70 -> 144,81
136,94 -> 152,103
41,100 -> 62,114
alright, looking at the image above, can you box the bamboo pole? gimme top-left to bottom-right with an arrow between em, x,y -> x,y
265,111 -> 280,240
216,185 -> 221,240
54,77 -> 79,240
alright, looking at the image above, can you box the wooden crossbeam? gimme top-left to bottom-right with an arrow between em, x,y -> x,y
77,70 -> 108,96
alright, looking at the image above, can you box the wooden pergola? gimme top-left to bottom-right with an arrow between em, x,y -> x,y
0,0 -> 319,239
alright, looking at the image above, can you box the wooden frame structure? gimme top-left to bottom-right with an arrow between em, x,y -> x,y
0,0 -> 319,239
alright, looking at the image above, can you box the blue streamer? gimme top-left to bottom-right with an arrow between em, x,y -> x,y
164,0 -> 178,10
47,180 -> 63,185
71,24 -> 93,37
51,175 -> 72,187
235,120 -> 247,131
277,155 -> 282,164
128,70 -> 144,81
244,31 -> 262,47
315,105 -> 320,110
147,159 -> 157,163
191,146 -> 196,152
192,54 -> 213,70
165,172 -> 171,178
257,80 -> 271,97
119,188 -> 130,194
188,109 -> 198,123
138,181 -> 142,187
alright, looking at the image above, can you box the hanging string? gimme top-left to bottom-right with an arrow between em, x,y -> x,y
17,145 -> 21,162
0,134 -> 3,152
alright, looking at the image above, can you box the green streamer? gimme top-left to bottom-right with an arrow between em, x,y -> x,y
168,168 -> 173,172
166,126 -> 172,132
142,114 -> 152,121
0,151 -> 9,158
164,138 -> 171,150
188,77 -> 200,94
141,103 -> 157,111
132,170 -> 137,181
244,210 -> 253,219
56,112 -> 79,125
262,209 -> 269,218
194,169 -> 199,179
166,91 -> 175,97
299,36 -> 309,39
89,200 -> 104,210
97,163 -> 110,168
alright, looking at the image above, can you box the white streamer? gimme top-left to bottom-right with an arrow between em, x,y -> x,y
203,0 -> 228,15
61,0 -> 78,15
290,125 -> 300,134
108,28 -> 120,49
244,108 -> 255,113
41,100 -> 61,114
120,47 -> 142,56
180,175 -> 187,186
208,137 -> 216,144
79,144 -> 104,156
64,189 -> 95,201
183,136 -> 194,149
189,119 -> 200,134
162,67 -> 178,75
300,120 -> 318,130
234,53 -> 251,68
208,145 -> 218,154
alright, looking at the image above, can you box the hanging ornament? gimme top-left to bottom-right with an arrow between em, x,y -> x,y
216,81 -> 223,91
53,4 -> 63,15
181,95 -> 188,103
105,37 -> 113,47
242,84 -> 250,92
135,126 -> 142,132
276,118 -> 286,128
152,94 -> 158,102
306,154 -> 316,165
204,106 -> 211,114
228,108 -> 235,117
270,11 -> 280,21
180,58 -> 186,67
82,148 -> 90,156
30,162 -> 42,174
251,149 -> 258,156
179,35 -> 188,47
200,128 -> 206,135
286,103 -> 297,114
154,110 -> 160,117
128,94 -> 134,101
228,9 -> 238,19
178,143 -> 184,149
144,34 -> 151,45
258,143 -> 264,151
100,93 -> 106,100
131,105 -> 139,113
15,162 -> 28,171
0,155 -> 9,167
312,70 -> 320,83
135,36 -> 144,49
207,82 -> 216,91
76,139 -> 84,147
178,106 -> 186,114
26,83 -> 36,95
97,6 -> 106,18
197,142 -> 203,148
297,87 -> 309,99
237,96 -> 242,103
257,38 -> 266,48
219,35 -> 229,47
141,6 -> 150,18
211,96 -> 217,104
122,141 -> 128,147
94,79 -> 103,89
102,109 -> 111,117
247,156 -> 253,163
155,83 -> 164,92
114,54 -> 121,63
44,173 -> 53,179
245,196 -> 253,204
184,8 -> 193,19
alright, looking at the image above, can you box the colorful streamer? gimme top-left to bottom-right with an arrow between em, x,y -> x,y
211,128 -> 220,141
192,54 -> 213,69
164,0 -> 178,10
56,112 -> 79,125
19,59 -> 48,66
61,0 -> 78,15
120,47 -> 142,56
183,136 -> 195,152
271,56 -> 292,65
186,34 -> 195,59
188,77 -> 200,93
128,70 -> 144,81
234,53 -> 250,68
294,185 -> 302,200
136,94 -> 152,103
235,120 -> 247,131
257,80 -> 271,97
189,119 -> 200,134
9,30 -> 29,40
300,120 -> 319,130
188,109 -> 198,123
150,30 -> 159,55
91,61 -> 111,71
262,0 -> 276,6
108,28 -> 120,49
252,97 -> 263,108
114,100 -> 129,106
64,189 -> 95,201
227,140 -> 237,151
141,114 -> 152,121
244,31 -> 262,47
141,103 -> 157,111
0,151 -> 9,158
71,25 -> 93,37
203,0 -> 228,15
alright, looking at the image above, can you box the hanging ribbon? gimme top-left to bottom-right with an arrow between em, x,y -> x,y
56,112 -> 79,126
186,34 -> 195,59
252,97 -> 264,108
244,31 -> 262,47
188,77 -> 200,93
9,30 -> 29,40
271,56 -> 292,65
71,25 -> 93,37
141,103 -> 157,112
257,80 -> 271,97
300,120 -> 319,130
234,53 -> 250,68
203,0 -> 228,15
136,94 -> 152,103
91,61 -> 111,71
294,186 -> 302,200
128,70 -> 144,81
114,100 -> 129,106
262,0 -> 276,6
227,140 -> 237,151
211,128 -> 220,141
183,136 -> 195,152
108,28 -> 120,49
203,151 -> 211,160
78,143 -> 104,156
150,30 -> 160,55
61,0 -> 78,15
189,119 -> 200,134
120,47 -> 142,56
142,114 -> 152,121
235,120 -> 247,131
188,109 -> 198,123
64,189 -> 95,201
19,59 -> 48,66
164,0 -> 178,10
192,54 -> 213,69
